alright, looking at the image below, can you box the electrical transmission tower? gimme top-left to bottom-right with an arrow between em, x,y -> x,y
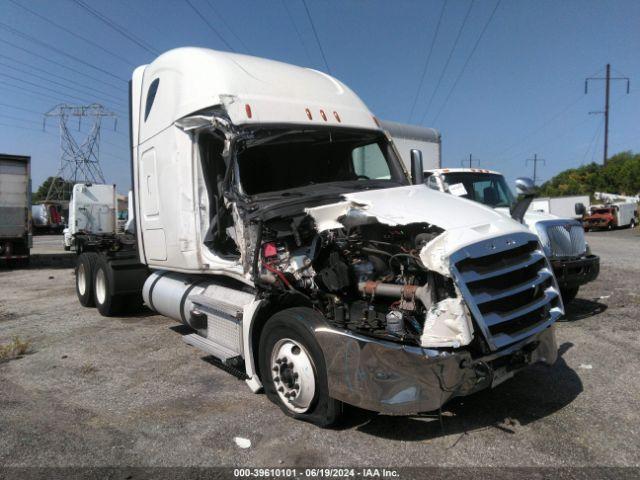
526,154 -> 545,185
585,64 -> 630,165
43,104 -> 117,202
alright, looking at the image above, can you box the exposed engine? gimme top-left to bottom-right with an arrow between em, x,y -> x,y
255,214 -> 458,346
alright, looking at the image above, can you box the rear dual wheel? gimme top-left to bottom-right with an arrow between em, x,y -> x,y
76,253 -> 98,307
75,253 -> 125,315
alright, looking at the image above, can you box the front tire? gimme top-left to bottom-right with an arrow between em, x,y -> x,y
93,257 -> 123,316
76,253 -> 98,307
258,308 -> 342,427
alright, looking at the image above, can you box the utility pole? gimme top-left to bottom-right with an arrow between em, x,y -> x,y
460,154 -> 480,168
526,154 -> 545,185
585,64 -> 630,165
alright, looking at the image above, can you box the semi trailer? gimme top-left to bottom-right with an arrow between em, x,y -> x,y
0,154 -> 31,267
74,47 -> 563,426
63,183 -> 117,251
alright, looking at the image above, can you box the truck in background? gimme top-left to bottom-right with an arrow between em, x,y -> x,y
380,119 -> 440,170
583,203 -> 638,230
73,48 -> 563,426
32,201 -> 66,233
381,121 -> 599,304
63,183 -> 117,251
530,195 -> 590,220
0,154 -> 31,267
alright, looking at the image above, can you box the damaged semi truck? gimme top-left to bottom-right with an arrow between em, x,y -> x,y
75,48 -> 563,426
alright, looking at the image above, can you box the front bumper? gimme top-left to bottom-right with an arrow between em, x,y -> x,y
315,325 -> 557,415
551,254 -> 600,289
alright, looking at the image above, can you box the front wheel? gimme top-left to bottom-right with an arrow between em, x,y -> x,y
258,308 -> 342,427
630,219 -> 636,229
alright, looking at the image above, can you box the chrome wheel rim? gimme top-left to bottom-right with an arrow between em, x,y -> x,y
270,338 -> 316,413
77,263 -> 86,296
95,268 -> 107,305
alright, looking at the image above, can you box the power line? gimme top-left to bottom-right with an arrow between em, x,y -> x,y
72,0 -> 159,56
581,117 -> 603,165
0,75 -> 126,118
431,0 -> 502,124
0,113 -> 42,126
491,94 -> 586,160
0,59 -> 126,108
7,0 -> 135,66
408,0 -> 447,122
418,0 -> 475,125
0,121 -> 56,135
281,0 -> 313,65
204,0 -> 251,53
301,0 -> 331,74
0,37 -> 123,92
184,0 -> 236,52
0,22 -> 127,83
0,101 -> 43,115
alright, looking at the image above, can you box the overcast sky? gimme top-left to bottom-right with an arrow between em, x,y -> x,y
1,0 -> 638,193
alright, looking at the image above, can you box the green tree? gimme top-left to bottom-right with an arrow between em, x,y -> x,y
32,177 -> 74,202
538,151 -> 640,197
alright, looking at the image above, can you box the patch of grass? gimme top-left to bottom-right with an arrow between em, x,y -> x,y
0,336 -> 31,361
79,363 -> 97,375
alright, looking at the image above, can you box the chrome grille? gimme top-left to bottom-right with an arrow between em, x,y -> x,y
449,232 -> 564,351
536,220 -> 586,258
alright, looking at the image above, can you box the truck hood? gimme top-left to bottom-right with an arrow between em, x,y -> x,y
306,185 -> 532,275
494,206 -> 563,227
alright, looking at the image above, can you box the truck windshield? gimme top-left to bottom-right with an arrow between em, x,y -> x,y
441,172 -> 515,208
235,127 -> 406,196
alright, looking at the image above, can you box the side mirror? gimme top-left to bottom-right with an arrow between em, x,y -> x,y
410,149 -> 424,185
510,177 -> 537,223
575,202 -> 586,216
514,177 -> 536,196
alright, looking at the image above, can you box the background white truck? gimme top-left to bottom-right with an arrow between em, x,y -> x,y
530,195 -> 590,220
584,202 -> 638,230
382,121 -> 600,303
0,153 -> 31,267
63,183 -> 117,251
73,47 -> 562,426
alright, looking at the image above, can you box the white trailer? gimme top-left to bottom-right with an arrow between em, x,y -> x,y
63,183 -> 117,251
0,154 -> 31,266
73,48 -> 562,426
530,195 -> 590,220
380,119 -> 441,170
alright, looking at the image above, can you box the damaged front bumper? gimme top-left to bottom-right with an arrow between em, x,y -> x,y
315,325 -> 557,415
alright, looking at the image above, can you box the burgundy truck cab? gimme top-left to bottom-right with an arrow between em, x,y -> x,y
584,207 -> 615,231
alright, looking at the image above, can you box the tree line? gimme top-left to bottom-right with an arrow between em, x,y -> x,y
538,151 -> 640,197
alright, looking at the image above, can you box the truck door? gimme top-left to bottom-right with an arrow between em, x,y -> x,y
138,147 -> 167,261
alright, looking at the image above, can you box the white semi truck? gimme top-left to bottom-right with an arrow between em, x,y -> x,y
0,153 -> 31,267
74,48 -> 563,426
382,122 -> 600,304
63,183 -> 117,251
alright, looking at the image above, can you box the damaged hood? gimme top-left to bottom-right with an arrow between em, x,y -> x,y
306,185 -> 533,275
307,184 -> 527,233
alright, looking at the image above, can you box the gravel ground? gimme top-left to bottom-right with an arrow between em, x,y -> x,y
1,230 -> 639,468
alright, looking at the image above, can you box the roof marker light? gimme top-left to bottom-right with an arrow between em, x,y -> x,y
245,104 -> 252,119
320,109 -> 327,121
305,108 -> 313,120
333,111 -> 341,122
